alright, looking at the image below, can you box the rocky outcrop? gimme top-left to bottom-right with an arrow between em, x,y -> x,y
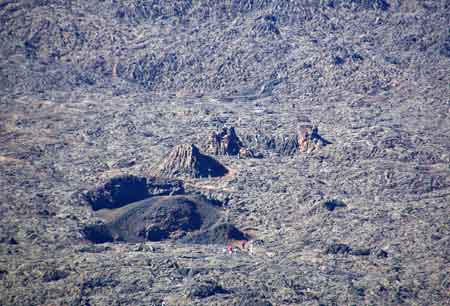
206,127 -> 244,156
297,125 -> 332,154
243,125 -> 331,156
154,144 -> 228,178
243,132 -> 296,155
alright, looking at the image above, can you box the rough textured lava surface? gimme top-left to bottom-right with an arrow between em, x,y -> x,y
1,1 -> 449,306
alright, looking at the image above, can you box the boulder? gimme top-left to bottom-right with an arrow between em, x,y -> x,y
323,199 -> 347,211
188,280 -> 228,299
326,243 -> 352,255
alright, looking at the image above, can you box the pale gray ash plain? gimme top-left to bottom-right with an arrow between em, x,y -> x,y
1,1 -> 450,306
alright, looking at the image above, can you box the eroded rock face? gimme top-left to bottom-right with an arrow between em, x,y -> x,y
154,144 -> 228,178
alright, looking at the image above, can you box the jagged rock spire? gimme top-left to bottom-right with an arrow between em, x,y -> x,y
207,126 -> 244,156
154,144 -> 228,178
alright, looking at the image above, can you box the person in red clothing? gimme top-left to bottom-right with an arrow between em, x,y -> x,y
226,244 -> 233,254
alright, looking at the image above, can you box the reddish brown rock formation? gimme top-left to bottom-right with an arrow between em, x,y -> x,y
298,125 -> 324,154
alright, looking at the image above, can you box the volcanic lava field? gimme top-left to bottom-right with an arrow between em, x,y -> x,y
1,1 -> 450,306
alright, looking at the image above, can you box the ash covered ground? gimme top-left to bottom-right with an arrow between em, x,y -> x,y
1,1 -> 450,306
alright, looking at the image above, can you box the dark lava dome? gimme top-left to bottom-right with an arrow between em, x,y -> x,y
84,195 -> 246,244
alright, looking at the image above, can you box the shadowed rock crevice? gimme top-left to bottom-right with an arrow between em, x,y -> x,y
154,144 -> 228,178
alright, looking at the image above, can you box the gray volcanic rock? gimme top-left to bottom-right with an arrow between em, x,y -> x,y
188,280 -> 229,299
242,125 -> 332,156
238,297 -> 273,306
154,144 -> 228,178
242,132 -> 300,156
